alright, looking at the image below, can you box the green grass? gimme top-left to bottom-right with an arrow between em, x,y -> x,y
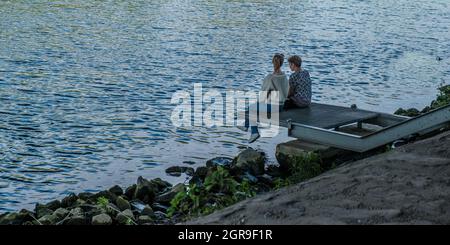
167,166 -> 257,218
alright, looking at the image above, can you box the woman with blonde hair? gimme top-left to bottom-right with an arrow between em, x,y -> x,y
240,53 -> 289,143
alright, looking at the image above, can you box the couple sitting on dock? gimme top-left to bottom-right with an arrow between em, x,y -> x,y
240,54 -> 312,143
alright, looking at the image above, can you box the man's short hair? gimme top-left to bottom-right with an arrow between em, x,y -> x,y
288,55 -> 302,67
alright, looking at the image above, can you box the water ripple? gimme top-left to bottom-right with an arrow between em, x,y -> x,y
0,0 -> 449,212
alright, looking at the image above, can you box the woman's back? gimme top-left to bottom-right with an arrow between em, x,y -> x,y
261,72 -> 289,105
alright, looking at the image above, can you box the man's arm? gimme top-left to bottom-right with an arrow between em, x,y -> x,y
287,77 -> 294,97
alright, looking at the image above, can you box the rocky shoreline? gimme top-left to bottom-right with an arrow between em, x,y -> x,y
1,85 -> 449,225
0,148 -> 296,225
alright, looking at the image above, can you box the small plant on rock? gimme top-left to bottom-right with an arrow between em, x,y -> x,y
286,152 -> 323,184
167,166 -> 257,219
96,197 -> 109,210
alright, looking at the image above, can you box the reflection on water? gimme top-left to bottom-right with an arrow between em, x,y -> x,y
0,0 -> 449,211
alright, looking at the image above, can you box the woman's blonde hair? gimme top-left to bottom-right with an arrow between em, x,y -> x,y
272,53 -> 284,70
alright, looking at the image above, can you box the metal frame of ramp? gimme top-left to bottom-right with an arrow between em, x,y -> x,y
283,104 -> 450,152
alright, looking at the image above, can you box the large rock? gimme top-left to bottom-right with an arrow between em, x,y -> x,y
165,166 -> 182,176
60,208 -> 87,225
165,166 -> 194,177
105,203 -> 121,217
206,157 -> 233,168
116,209 -> 135,225
394,108 -> 420,117
78,192 -> 94,201
189,166 -> 209,185
124,184 -> 137,200
149,178 -> 172,193
45,200 -> 61,210
116,196 -> 131,211
91,213 -> 112,225
35,203 -> 54,219
152,203 -> 168,213
81,205 -> 103,218
61,193 -> 78,208
62,216 -> 87,225
133,177 -> 157,204
109,185 -> 124,196
69,207 -> 84,217
130,200 -> 146,213
91,190 -> 118,204
53,208 -> 69,220
275,140 -> 351,172
155,183 -> 185,205
0,210 -> 32,225
137,215 -> 153,225
141,205 -> 154,217
232,148 -> 265,176
38,214 -> 58,225
153,211 -> 167,220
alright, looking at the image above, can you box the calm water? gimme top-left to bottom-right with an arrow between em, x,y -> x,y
1,0 -> 449,212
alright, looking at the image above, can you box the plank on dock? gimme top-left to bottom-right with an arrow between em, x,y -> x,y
279,103 -> 379,129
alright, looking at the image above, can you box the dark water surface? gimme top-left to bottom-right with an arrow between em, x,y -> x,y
1,0 -> 449,211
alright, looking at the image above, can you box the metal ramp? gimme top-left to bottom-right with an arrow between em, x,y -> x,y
277,103 -> 450,152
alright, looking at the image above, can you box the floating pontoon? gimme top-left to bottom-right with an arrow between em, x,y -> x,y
278,103 -> 450,152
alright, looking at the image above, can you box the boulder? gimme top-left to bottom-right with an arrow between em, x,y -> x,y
69,207 -> 84,217
116,196 -> 131,211
155,183 -> 185,205
130,200 -> 146,213
45,200 -> 61,210
109,185 -> 124,196
183,167 -> 195,176
137,215 -> 153,225
74,199 -> 86,207
124,184 -> 137,200
394,108 -> 420,117
189,166 -> 209,185
35,203 -> 53,219
257,174 -> 275,188
91,213 -> 112,225
116,209 -> 135,225
275,140 -> 350,173
61,193 -> 78,208
0,211 -> 30,225
153,211 -> 167,220
149,178 -> 172,193
265,165 -> 282,177
38,214 -> 58,225
233,148 -> 265,176
134,177 -> 156,204
206,157 -> 233,168
62,216 -> 87,225
91,190 -> 117,203
78,203 -> 99,213
152,203 -> 169,213
60,208 -> 86,225
141,205 -> 154,217
239,172 -> 258,183
78,192 -> 94,201
165,166 -> 194,177
53,208 -> 69,220
81,205 -> 103,218
165,166 -> 182,176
